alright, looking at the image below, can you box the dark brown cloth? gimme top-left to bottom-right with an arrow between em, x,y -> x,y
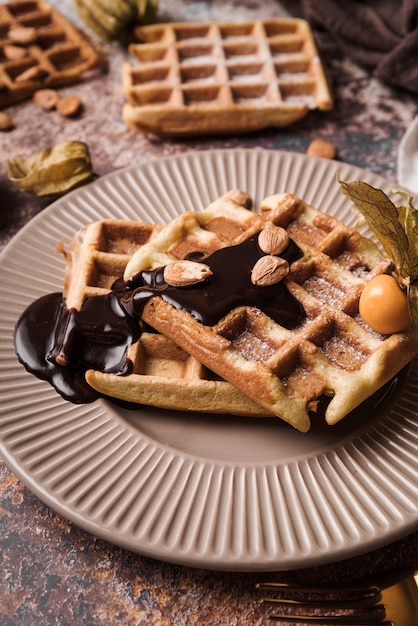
302,0 -> 418,93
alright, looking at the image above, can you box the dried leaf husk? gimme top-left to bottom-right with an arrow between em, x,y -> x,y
339,177 -> 418,326
75,0 -> 158,43
7,141 -> 93,196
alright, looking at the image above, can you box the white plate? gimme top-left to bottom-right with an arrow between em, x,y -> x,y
398,114 -> 418,195
1,149 -> 417,572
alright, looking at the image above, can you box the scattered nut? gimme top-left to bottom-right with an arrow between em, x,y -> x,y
33,88 -> 60,110
8,26 -> 37,45
15,66 -> 49,83
4,44 -> 28,60
306,138 -> 336,159
251,256 -> 289,287
258,223 -> 289,255
0,111 -> 14,131
164,260 -> 213,287
56,95 -> 82,117
222,188 -> 252,209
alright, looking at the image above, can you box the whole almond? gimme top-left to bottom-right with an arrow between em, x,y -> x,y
164,260 -> 212,287
258,223 -> 289,255
56,95 -> 82,117
306,138 -> 336,159
34,88 -> 59,110
251,256 -> 289,286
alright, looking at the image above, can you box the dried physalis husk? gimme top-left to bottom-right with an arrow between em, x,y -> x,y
75,0 -> 158,42
164,260 -> 212,287
7,140 -> 93,196
339,177 -> 418,327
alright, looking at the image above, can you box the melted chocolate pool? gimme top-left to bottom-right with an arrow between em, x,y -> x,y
14,292 -> 141,403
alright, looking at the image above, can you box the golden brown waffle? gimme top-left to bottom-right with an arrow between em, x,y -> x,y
123,193 -> 418,432
62,218 -> 158,310
0,0 -> 105,108
62,214 -> 271,417
122,19 -> 333,137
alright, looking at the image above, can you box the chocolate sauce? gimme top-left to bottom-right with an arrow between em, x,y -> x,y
14,291 -> 140,403
124,235 -> 304,327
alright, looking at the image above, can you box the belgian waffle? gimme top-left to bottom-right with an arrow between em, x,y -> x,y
0,0 -> 105,108
123,193 -> 418,432
122,19 -> 333,137
62,213 -> 271,417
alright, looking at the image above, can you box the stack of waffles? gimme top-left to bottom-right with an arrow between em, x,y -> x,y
122,19 -> 333,137
0,0 -> 105,108
63,213 -> 272,418
62,192 -> 418,432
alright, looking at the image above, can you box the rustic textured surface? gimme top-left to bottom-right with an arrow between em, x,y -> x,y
1,1 -> 418,624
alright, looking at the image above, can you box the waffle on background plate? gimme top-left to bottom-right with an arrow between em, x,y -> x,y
118,192 -> 418,433
0,0 -> 105,108
122,19 -> 333,137
63,212 -> 272,418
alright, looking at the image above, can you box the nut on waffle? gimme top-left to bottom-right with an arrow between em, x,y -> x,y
63,214 -> 271,417
122,19 -> 333,137
123,193 -> 418,432
0,0 -> 105,108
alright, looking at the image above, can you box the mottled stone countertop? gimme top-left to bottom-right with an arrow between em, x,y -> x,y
1,1 -> 418,625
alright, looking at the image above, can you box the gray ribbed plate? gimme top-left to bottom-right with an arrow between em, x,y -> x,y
1,149 -> 417,571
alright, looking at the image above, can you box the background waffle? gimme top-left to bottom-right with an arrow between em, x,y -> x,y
0,0 -> 105,108
62,214 -> 271,417
122,18 -> 333,137
123,193 -> 418,432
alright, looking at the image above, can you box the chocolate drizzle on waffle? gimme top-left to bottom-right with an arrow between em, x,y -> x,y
123,234 -> 304,327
